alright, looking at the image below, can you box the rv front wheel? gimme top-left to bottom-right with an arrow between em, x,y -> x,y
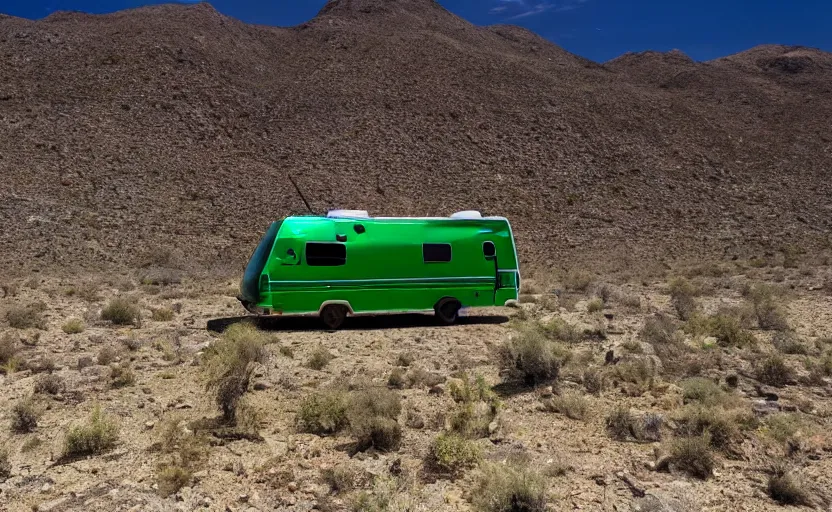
320,304 -> 348,330
435,298 -> 461,325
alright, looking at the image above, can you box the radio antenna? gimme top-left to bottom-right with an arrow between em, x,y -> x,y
288,174 -> 315,215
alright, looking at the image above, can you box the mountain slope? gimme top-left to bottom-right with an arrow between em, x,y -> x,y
1,1 -> 831,274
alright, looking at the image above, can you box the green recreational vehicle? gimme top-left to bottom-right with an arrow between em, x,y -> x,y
238,210 -> 520,329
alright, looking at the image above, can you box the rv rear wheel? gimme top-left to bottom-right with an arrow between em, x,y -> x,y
321,304 -> 348,330
435,298 -> 461,325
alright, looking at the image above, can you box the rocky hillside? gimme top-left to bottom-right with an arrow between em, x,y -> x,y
1,0 -> 831,274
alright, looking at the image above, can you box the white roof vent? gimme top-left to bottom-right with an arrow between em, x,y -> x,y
450,210 -> 482,219
327,209 -> 370,219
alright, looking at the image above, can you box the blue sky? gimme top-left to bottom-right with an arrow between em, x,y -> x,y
2,0 -> 830,63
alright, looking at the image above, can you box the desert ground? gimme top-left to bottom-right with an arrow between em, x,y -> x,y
2,253 -> 832,512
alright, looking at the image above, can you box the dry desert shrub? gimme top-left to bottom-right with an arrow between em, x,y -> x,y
471,460 -> 547,512
202,323 -> 269,423
447,373 -> 501,439
307,345 -> 335,370
666,434 -> 714,480
97,346 -> 120,365
605,407 -> 663,442
498,324 -> 572,386
542,390 -> 589,420
743,283 -> 790,331
5,303 -> 47,330
101,297 -> 141,326
34,374 -> 65,395
61,318 -> 85,334
755,355 -> 794,387
151,308 -> 175,322
768,464 -> 814,506
347,387 -> 402,452
110,363 -> 136,388
155,416 -> 210,496
11,398 -> 39,433
424,432 -> 481,479
0,447 -> 9,480
63,406 -> 119,458
296,388 -> 350,435
668,277 -> 699,321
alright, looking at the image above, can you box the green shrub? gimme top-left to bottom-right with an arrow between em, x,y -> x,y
680,378 -> 729,407
296,389 -> 350,435
202,323 -> 269,422
6,304 -> 46,330
471,461 -> 547,512
425,433 -> 481,478
668,434 -> 714,479
674,406 -> 743,451
764,413 -> 810,446
11,398 -> 39,433
756,355 -> 793,387
685,313 -> 756,347
446,373 -> 501,438
62,318 -> 85,334
63,406 -> 119,457
540,317 -> 582,343
101,297 -> 141,326
744,284 -> 789,331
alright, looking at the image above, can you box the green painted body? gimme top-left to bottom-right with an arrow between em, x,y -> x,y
239,214 -> 520,318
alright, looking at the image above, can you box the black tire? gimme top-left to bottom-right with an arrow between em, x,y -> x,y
320,304 -> 348,330
434,298 -> 461,325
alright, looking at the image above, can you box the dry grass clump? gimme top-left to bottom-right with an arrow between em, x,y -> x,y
447,373 -> 501,438
202,323 -> 269,423
296,388 -> 350,435
763,413 -> 812,448
586,298 -> 604,313
155,416 -> 210,496
11,398 -> 39,433
471,461 -> 547,512
684,313 -> 756,347
387,367 -> 406,389
97,346 -> 120,365
582,367 -> 606,395
34,374 -> 65,395
767,464 -> 813,506
110,363 -> 136,388
743,283 -> 789,331
668,277 -> 699,321
540,317 -> 583,343
61,318 -> 85,334
0,332 -> 20,370
640,313 -> 682,346
755,355 -> 794,387
0,447 -> 10,480
562,269 -> 593,292
666,434 -> 714,479
347,387 -> 402,452
307,345 -> 335,370
63,406 -> 119,458
612,359 -> 657,396
151,308 -> 175,322
773,331 -> 809,355
542,390 -> 589,420
674,406 -> 748,452
320,465 -> 359,495
498,325 -> 572,386
679,377 -> 738,407
101,297 -> 141,326
6,303 -> 47,330
296,385 -> 402,452
605,407 -> 663,442
424,432 -> 481,479
1,282 -> 19,298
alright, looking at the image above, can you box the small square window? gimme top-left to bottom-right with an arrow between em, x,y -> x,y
306,243 -> 346,266
423,243 -> 452,263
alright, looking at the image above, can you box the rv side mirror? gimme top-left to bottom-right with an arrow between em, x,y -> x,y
483,241 -> 496,259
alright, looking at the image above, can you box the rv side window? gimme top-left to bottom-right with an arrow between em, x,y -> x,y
306,242 -> 346,266
423,243 -> 452,263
